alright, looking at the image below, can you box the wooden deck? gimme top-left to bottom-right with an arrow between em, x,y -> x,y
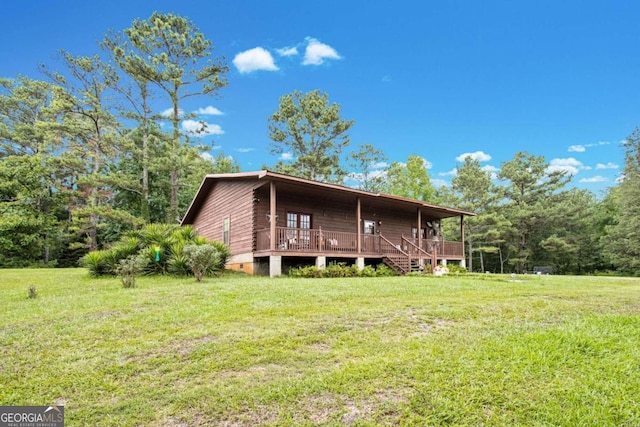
255,227 -> 464,260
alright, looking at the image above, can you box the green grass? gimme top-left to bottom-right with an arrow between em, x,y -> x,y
1,269 -> 639,426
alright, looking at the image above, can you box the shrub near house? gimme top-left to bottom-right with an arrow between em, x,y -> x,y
82,224 -> 229,279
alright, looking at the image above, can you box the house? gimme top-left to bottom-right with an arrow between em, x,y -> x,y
181,170 -> 475,277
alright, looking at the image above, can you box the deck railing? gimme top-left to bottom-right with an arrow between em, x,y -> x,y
255,227 -> 464,258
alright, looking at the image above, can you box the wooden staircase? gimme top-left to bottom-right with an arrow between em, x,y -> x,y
380,235 -> 433,275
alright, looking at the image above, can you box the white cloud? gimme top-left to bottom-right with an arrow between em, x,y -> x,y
546,157 -> 588,176
579,176 -> 608,183
201,152 -> 213,162
370,161 -> 388,169
455,150 -> 492,162
196,106 -> 223,116
280,152 -> 293,161
439,168 -> 457,177
569,141 -> 611,153
161,108 -> 184,118
303,37 -> 341,65
233,47 -> 279,73
596,162 -> 619,170
481,164 -> 500,179
236,147 -> 254,153
181,119 -> 224,136
276,46 -> 298,57
432,178 -> 449,188
381,75 -> 392,83
482,165 -> 499,173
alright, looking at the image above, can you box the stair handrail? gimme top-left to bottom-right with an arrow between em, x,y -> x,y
379,235 -> 409,257
401,235 -> 431,258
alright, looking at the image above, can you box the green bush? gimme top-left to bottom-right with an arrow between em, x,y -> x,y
168,253 -> 190,276
115,255 -> 149,288
28,285 -> 37,299
445,263 -> 468,274
82,250 -> 108,276
184,244 -> 221,282
83,224 -> 228,278
374,263 -> 396,276
288,262 -> 398,278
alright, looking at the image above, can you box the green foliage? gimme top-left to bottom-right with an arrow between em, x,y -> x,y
348,143 -> 388,192
267,89 -> 354,183
445,263 -> 468,274
167,254 -> 190,276
288,262 -> 398,278
83,223 -> 228,279
82,250 -> 108,276
27,285 -> 37,299
208,240 -> 230,265
384,154 -> 435,201
601,129 -> 640,275
183,244 -> 220,281
115,255 -> 149,288
374,263 -> 397,276
107,11 -> 229,223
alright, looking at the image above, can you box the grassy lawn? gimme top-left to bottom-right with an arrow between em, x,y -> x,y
1,269 -> 639,426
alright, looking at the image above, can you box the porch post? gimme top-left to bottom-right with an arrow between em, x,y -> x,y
356,197 -> 362,253
460,215 -> 466,268
417,208 -> 422,248
270,181 -> 276,251
269,255 -> 282,277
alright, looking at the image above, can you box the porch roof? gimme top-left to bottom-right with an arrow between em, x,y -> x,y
181,170 -> 476,224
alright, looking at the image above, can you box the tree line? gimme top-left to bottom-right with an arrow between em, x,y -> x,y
1,12 -> 638,275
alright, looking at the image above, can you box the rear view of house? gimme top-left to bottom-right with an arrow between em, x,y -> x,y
181,171 -> 474,277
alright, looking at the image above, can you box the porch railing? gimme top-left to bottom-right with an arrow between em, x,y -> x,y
255,227 -> 464,259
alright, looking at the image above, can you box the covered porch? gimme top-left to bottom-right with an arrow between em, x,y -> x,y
255,226 -> 465,275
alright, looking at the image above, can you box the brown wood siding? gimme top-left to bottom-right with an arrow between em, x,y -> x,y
253,187 -> 360,235
361,204 -> 417,241
252,185 -> 441,242
191,180 -> 255,255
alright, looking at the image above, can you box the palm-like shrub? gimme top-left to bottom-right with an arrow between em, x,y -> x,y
82,224 -> 228,277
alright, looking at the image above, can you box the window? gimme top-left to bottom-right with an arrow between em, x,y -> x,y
287,212 -> 311,229
223,217 -> 230,245
364,220 -> 376,235
287,212 -> 312,248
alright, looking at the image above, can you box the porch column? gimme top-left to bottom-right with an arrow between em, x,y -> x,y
270,181 -> 276,251
316,256 -> 326,270
356,257 -> 365,271
417,208 -> 422,249
269,255 -> 282,277
356,197 -> 362,253
460,215 -> 467,269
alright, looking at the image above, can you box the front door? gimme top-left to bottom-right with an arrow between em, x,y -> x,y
287,212 -> 311,249
363,219 -> 378,252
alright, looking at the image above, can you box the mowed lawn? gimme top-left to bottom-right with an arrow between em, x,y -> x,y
1,269 -> 639,426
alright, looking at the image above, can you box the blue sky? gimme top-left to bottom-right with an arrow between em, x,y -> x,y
2,1 -> 639,196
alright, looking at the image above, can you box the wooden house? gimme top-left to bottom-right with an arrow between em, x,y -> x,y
181,171 -> 475,277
